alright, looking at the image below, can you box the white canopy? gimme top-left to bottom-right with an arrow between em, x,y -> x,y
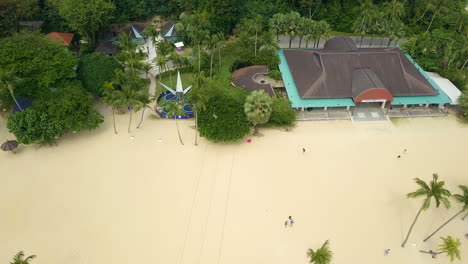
425,72 -> 462,105
174,42 -> 184,48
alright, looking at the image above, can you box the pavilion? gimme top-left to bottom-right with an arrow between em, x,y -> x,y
278,36 -> 452,113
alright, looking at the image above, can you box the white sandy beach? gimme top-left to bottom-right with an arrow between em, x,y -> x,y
1,106 -> 467,264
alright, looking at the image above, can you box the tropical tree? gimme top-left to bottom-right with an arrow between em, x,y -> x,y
165,102 -> 184,145
0,67 -> 23,110
244,90 -> 273,135
258,31 -> 280,53
425,0 -> 448,32
307,240 -> 333,264
304,20 -> 318,48
437,236 -> 462,262
204,34 -> 222,78
136,94 -> 153,129
352,0 -> 377,48
285,12 -> 301,48
187,73 -> 209,145
299,0 -> 322,19
269,13 -> 287,41
424,185 -> 468,242
77,53 -> 121,96
52,0 -> 115,45
142,63 -> 152,79
401,173 -> 451,248
102,82 -> 124,134
10,251 -> 36,264
317,20 -> 331,48
387,20 -> 405,47
297,17 -> 308,48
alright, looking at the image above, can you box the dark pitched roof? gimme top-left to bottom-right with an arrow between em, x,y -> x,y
283,36 -> 437,99
324,35 -> 357,51
232,65 -> 275,96
109,22 -> 148,38
95,40 -> 117,56
159,21 -> 179,37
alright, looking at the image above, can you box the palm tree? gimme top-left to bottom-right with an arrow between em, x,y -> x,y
387,20 -> 405,47
253,15 -> 264,57
304,20 -> 318,48
307,240 -> 333,264
259,30 -> 279,53
10,251 -> 36,264
166,102 -> 184,145
297,17 -> 308,48
437,236 -> 462,262
0,67 -> 23,111
188,73 -> 209,146
102,82 -> 124,134
423,185 -> 468,242
244,90 -> 273,135
136,94 -> 154,129
426,0 -> 447,32
317,20 -> 331,48
401,173 -> 451,248
204,34 -> 221,79
353,0 -> 376,48
142,63 -> 152,79
285,12 -> 301,48
215,33 -> 225,72
269,13 -> 287,41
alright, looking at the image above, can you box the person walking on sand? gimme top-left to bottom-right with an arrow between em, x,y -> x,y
429,250 -> 437,259
289,216 -> 294,227
403,149 -> 407,154
384,249 -> 390,256
397,155 -> 401,159
302,148 -> 306,153
284,220 -> 288,228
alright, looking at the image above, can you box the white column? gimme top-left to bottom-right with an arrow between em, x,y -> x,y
324,107 -> 328,110
301,107 -> 304,112
381,100 -> 386,109
425,104 -> 429,108
403,104 -> 407,109
346,106 -> 350,110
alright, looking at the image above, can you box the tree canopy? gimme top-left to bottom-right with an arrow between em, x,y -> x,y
77,53 -> 121,96
0,31 -> 77,99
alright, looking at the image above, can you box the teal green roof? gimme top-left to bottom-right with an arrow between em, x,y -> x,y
277,49 -> 355,108
277,49 -> 451,108
164,25 -> 174,38
391,55 -> 451,105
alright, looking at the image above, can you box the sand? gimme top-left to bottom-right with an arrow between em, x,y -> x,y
1,106 -> 467,264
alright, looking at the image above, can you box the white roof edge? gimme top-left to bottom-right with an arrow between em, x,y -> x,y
425,72 -> 462,105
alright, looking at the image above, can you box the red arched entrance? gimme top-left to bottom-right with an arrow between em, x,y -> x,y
354,88 -> 393,103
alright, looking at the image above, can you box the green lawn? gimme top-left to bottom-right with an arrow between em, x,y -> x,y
156,71 -> 194,96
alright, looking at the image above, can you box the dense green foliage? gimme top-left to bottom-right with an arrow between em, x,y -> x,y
0,31 -> 77,99
307,240 -> 333,264
267,98 -> 296,126
10,251 -> 36,264
7,81 -> 103,145
244,90 -> 273,133
198,95 -> 250,142
77,53 -> 121,96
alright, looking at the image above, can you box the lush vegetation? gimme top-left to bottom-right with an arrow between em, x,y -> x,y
198,95 -> 250,142
10,251 -> 36,264
267,98 -> 296,127
7,81 -> 103,145
244,90 -> 273,134
307,240 -> 333,264
77,53 -> 121,96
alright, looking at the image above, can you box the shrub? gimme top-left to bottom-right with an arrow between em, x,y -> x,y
268,69 -> 282,81
77,53 -> 121,96
266,98 -> 296,127
198,95 -> 250,142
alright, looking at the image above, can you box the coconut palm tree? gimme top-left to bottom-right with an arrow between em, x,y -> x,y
269,13 -> 287,41
437,236 -> 462,262
188,73 -> 209,146
136,94 -> 154,129
0,67 -> 23,111
166,102 -> 184,145
317,20 -> 331,48
353,0 -> 376,48
204,34 -> 221,79
10,251 -> 36,264
424,185 -> 468,242
297,17 -> 308,48
259,30 -> 279,53
304,20 -> 318,48
102,82 -> 125,134
285,12 -> 301,48
142,63 -> 152,79
307,240 -> 333,264
401,173 -> 451,248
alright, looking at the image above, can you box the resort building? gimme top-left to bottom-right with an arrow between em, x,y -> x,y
46,32 -> 74,46
232,65 -> 276,96
278,36 -> 459,120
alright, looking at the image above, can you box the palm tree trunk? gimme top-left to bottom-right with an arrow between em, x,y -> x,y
137,107 -> 146,128
194,108 -> 198,146
369,37 -> 374,47
426,11 -> 437,32
289,37 -> 292,48
255,29 -> 258,57
210,52 -> 214,79
175,117 -> 184,145
112,107 -> 117,134
128,108 -> 133,133
402,204 -> 425,247
359,36 -> 364,48
415,6 -> 430,23
254,125 -> 258,135
305,40 -> 309,48
299,37 -> 302,48
8,88 -> 23,111
423,210 -> 465,242
462,211 -> 468,220
198,43 -> 201,74
387,38 -> 392,47
460,58 -> 468,71
218,48 -> 221,71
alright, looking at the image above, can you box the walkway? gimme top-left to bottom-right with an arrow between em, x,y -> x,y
352,107 -> 388,122
297,109 -> 351,121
